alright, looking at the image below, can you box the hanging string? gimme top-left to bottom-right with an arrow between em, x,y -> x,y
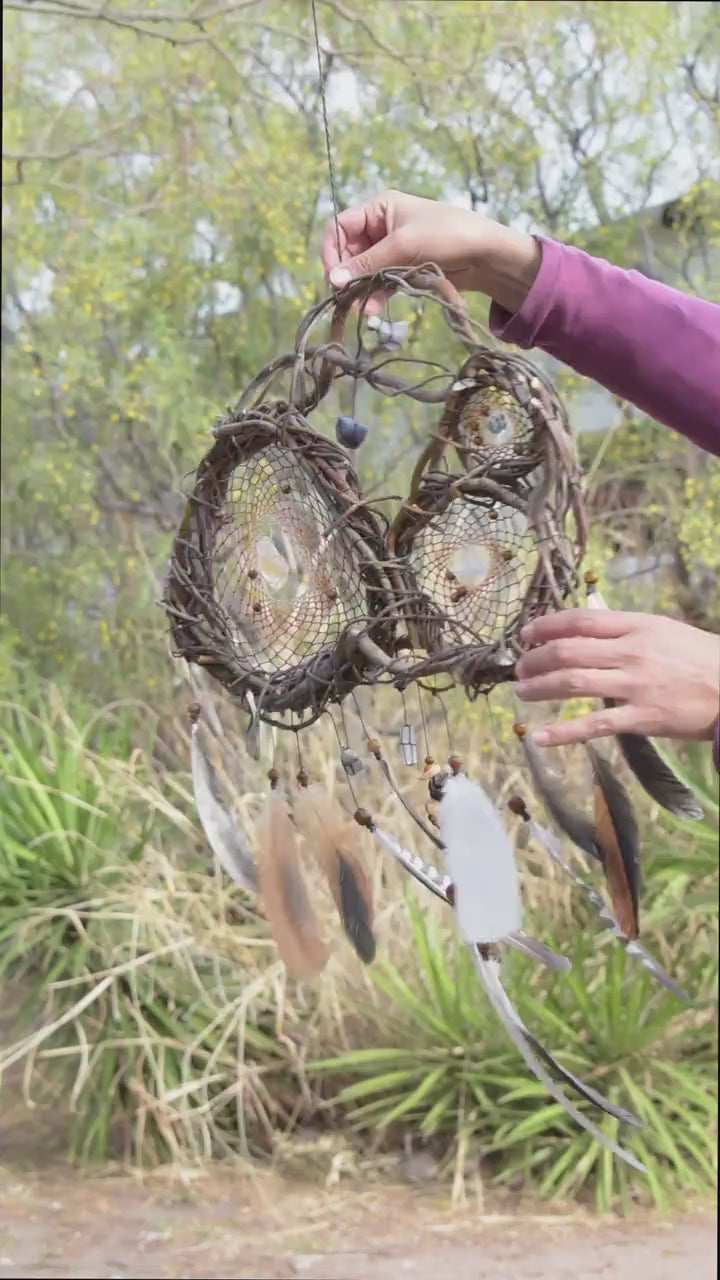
310,0 -> 342,262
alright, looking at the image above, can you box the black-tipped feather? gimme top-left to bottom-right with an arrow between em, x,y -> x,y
518,732 -> 600,863
472,951 -> 645,1170
294,788 -> 376,967
337,855 -> 376,963
603,701 -> 704,819
586,585 -> 702,819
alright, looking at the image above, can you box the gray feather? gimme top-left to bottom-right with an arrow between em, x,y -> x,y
190,720 -> 257,892
472,951 -> 646,1169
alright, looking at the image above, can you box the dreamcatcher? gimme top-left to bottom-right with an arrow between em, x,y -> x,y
163,261 -> 704,1175
163,1 -> 703,1177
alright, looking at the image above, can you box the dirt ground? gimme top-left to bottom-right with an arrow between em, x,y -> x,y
0,1162 -> 716,1280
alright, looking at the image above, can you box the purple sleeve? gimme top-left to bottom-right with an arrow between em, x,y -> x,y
489,237 -> 720,457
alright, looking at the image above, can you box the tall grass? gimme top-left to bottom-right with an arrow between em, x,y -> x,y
0,680 -> 716,1212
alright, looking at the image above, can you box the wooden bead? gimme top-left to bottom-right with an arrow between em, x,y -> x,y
508,794 -> 530,821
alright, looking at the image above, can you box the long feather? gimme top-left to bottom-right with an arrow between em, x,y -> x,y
257,792 -> 328,979
369,823 -> 568,971
526,815 -> 690,1001
472,952 -> 646,1169
515,726 -> 600,863
438,773 -> 522,945
607,709 -> 704,820
294,787 -> 376,964
190,716 -> 257,892
586,576 -> 702,818
587,745 -> 640,940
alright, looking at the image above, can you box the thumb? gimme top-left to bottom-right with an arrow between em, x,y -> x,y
329,231 -> 409,286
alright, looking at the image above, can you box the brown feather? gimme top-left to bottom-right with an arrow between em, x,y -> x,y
257,793 -> 328,979
588,746 -> 640,940
294,787 -> 376,964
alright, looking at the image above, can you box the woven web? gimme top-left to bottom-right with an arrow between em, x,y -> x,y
212,445 -> 369,673
409,499 -> 538,646
456,387 -> 536,465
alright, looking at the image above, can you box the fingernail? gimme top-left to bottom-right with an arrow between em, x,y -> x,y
330,266 -> 352,286
531,729 -> 550,746
520,624 -> 533,644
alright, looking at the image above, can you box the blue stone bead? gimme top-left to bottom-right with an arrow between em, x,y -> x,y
335,415 -> 368,448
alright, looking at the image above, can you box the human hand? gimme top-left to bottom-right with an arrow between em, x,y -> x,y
320,189 -> 541,314
515,608 -> 720,747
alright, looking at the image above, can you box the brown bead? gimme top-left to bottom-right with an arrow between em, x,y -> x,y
267,767 -> 280,788
424,756 -> 435,768
488,508 -> 498,521
448,754 -> 462,774
508,794 -> 530,821
353,807 -> 373,829
584,569 -> 599,586
296,768 -> 309,788
501,548 -> 514,561
247,569 -> 259,580
281,483 -> 292,494
512,722 -> 527,738
450,586 -> 469,604
326,589 -> 338,603
188,702 -> 201,724
366,737 -> 381,756
445,567 -> 457,582
252,602 -> 262,613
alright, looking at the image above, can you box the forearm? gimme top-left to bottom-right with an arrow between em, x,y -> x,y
480,235 -> 720,455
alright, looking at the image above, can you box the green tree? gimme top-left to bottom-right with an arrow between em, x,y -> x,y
2,0 -> 719,695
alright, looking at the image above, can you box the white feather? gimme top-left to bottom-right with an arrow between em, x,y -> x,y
438,774 -> 522,944
190,721 -> 257,892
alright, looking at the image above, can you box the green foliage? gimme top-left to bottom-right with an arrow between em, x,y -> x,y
1,686 -> 716,1210
311,898 -> 717,1214
0,687 -> 292,1164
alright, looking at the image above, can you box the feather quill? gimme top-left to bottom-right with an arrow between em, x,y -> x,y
438,773 -> 522,944
257,792 -> 328,979
588,744 -> 640,940
294,787 -> 376,964
524,812 -> 689,1000
190,715 -> 257,892
586,576 -> 702,818
472,950 -> 646,1169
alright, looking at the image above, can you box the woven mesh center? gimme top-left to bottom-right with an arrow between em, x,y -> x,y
212,445 -> 368,672
456,388 -> 536,463
410,499 -> 538,644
